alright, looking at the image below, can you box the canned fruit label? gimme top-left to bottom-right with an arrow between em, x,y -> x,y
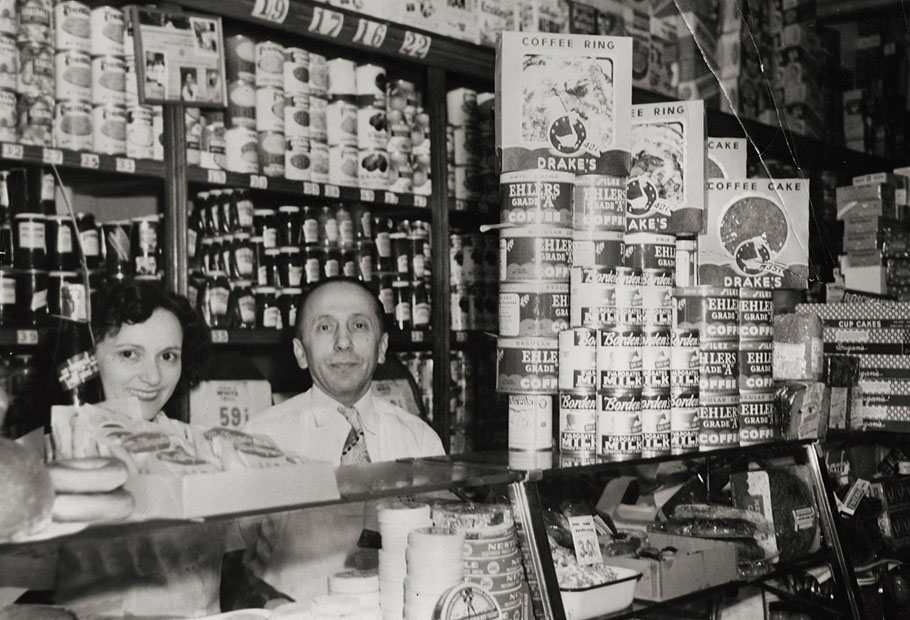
573,174 -> 626,231
739,397 -> 775,445
496,337 -> 558,394
559,391 -> 596,454
499,228 -> 572,282
508,394 -> 553,451
698,348 -> 738,393
500,170 -> 573,227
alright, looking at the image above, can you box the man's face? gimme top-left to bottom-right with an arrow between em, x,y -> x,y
293,282 -> 388,406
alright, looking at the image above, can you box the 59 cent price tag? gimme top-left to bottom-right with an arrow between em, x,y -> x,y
568,515 -> 603,566
249,174 -> 267,189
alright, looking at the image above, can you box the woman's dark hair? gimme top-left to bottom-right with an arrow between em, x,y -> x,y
91,281 -> 211,394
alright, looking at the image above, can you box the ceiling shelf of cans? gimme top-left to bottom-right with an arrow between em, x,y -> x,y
0,142 -> 165,179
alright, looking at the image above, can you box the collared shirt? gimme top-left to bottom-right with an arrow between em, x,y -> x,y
241,386 -> 444,604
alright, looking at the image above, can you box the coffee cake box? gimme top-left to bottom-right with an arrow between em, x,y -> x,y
496,32 -> 633,176
626,100 -> 706,234
699,178 -> 809,289
707,137 -> 747,179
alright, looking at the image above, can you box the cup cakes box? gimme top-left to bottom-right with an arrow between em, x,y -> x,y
626,100 -> 706,234
699,178 -> 810,289
496,32 -> 632,176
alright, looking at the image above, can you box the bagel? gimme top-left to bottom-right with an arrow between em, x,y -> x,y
52,488 -> 134,523
47,457 -> 128,493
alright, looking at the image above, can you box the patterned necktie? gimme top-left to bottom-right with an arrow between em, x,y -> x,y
339,405 -> 371,465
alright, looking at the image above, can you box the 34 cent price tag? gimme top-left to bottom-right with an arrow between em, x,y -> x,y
413,195 -> 426,207
303,182 -> 319,195
568,515 -> 603,566
2,143 -> 23,159
250,0 -> 288,23
80,153 -> 99,169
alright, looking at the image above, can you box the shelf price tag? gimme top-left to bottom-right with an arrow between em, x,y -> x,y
360,189 -> 375,203
303,181 -> 320,196
324,184 -> 340,198
399,30 -> 432,59
211,329 -> 229,344
250,0 -> 288,24
352,18 -> 388,48
80,153 -> 99,169
384,191 -> 399,205
249,174 -> 267,189
413,195 -> 426,207
207,169 -> 226,184
42,148 -> 63,165
410,331 -> 424,343
568,516 -> 603,566
308,6 -> 344,38
2,143 -> 22,160
115,158 -> 136,173
16,329 -> 38,345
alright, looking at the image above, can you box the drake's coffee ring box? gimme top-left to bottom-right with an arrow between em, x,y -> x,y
699,178 -> 809,289
496,32 -> 632,177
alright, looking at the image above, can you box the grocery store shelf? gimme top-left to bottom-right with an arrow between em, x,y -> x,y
0,327 -> 50,347
451,330 -> 495,350
208,327 -> 432,349
818,0 -> 903,21
167,0 -> 496,79
0,142 -> 165,179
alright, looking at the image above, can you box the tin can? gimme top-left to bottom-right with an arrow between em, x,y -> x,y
498,281 -> 569,338
642,327 -> 670,389
357,106 -> 387,150
558,328 -> 597,390
507,394 -> 552,451
675,237 -> 697,287
571,229 -> 624,272
499,170 -> 573,228
54,49 -> 90,102
738,340 -> 773,393
18,0 -> 51,45
358,148 -> 389,190
285,137 -> 310,181
16,42 -> 53,97
307,52 -> 327,97
670,387 -> 700,454
284,93 -> 309,139
126,105 -> 154,159
91,104 -> 126,154
283,47 -> 308,96
47,270 -> 85,320
569,267 -> 617,329
615,267 -> 643,326
0,0 -> 13,35
623,232 -> 675,286
597,388 -> 642,460
102,220 -> 130,276
15,267 -> 47,326
310,140 -> 329,184
46,215 -> 77,271
54,1 -> 91,54
255,86 -> 284,133
0,34 -> 15,92
739,394 -> 776,445
326,97 -> 357,146
699,392 -> 740,451
91,55 -> 125,106
641,389 -> 670,457
13,213 -> 46,270
699,340 -> 738,394
0,268 -> 16,326
53,100 -> 92,151
226,79 -> 255,129
258,130 -> 285,177
89,5 -> 123,56
558,390 -> 596,455
255,40 -> 284,89
309,94 -> 327,143
573,174 -> 626,231
738,287 -> 774,342
355,63 -> 386,108
326,58 -> 355,96
496,336 -> 558,394
225,34 -> 255,83
328,143 -> 358,187
596,325 -> 643,390
131,215 -> 159,276
673,286 -> 740,341
499,226 -> 571,283
225,126 -> 258,173
0,89 -> 15,141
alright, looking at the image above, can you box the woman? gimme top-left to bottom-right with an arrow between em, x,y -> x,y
52,281 -> 225,617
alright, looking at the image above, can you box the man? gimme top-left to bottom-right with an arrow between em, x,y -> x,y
239,277 -> 444,605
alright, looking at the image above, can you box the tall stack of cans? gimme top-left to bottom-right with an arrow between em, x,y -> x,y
88,4 -> 126,156
737,288 -> 775,445
476,92 -> 496,215
16,0 -> 52,146
122,7 -> 162,161
450,232 -> 497,333
355,62 -> 388,191
326,58 -> 356,187
52,1 -> 90,152
446,87 -> 480,207
223,34 -> 258,174
282,46 -> 308,180
496,170 -> 574,459
386,78 -> 417,194
255,40 -> 284,178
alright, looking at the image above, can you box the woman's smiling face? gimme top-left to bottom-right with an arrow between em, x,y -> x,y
94,307 -> 184,420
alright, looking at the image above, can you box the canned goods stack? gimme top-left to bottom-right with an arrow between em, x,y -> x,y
737,287 -> 775,445
355,62 -> 387,191
16,0 -> 53,145
375,218 -> 431,332
386,78 -> 418,194
282,46 -> 308,180
476,92 -> 496,214
308,51 -> 328,183
88,5 -> 126,156
449,231 -> 497,333
255,40 -> 284,177
122,8 -> 162,161
326,57 -> 356,187
223,34 -> 258,174
674,286 -> 740,451
445,86 -> 480,207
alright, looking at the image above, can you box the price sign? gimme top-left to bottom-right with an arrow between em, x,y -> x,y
2,143 -> 23,160
219,405 -> 250,428
42,148 -> 63,165
211,329 -> 229,343
308,6 -> 344,38
207,169 -> 226,184
399,30 -> 432,59
249,174 -> 267,189
16,329 -> 38,345
324,184 -> 340,198
303,182 -> 320,195
80,153 -> 99,169
384,191 -> 399,205
352,18 -> 388,48
360,189 -> 375,202
568,516 -> 603,566
411,331 -> 424,343
250,0 -> 288,24
115,158 -> 136,173
413,195 -> 426,207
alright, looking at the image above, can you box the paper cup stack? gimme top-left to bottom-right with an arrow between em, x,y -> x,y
378,501 -> 432,620
403,527 -> 464,620
328,569 -> 382,618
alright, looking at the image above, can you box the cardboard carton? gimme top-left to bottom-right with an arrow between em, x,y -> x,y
707,137 -> 747,179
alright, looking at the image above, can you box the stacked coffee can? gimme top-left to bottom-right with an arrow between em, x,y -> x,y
737,288 -> 775,445
355,63 -> 389,191
496,170 -> 574,460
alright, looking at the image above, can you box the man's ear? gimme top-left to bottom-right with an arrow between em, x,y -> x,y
377,332 -> 389,365
292,338 -> 308,369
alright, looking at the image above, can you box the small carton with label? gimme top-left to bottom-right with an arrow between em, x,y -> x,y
707,137 -> 746,179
